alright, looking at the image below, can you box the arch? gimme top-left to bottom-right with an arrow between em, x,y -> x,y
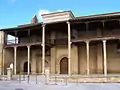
60,57 -> 68,74
23,61 -> 31,73
57,54 -> 68,65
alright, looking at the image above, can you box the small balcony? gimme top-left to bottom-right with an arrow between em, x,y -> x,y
5,38 -> 42,47
72,29 -> 120,42
5,37 -> 68,48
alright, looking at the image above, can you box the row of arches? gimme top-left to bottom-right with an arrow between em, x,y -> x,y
23,57 -> 68,74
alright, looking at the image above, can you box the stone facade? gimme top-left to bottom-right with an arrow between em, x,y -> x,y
1,40 -> 120,75
1,11 -> 120,76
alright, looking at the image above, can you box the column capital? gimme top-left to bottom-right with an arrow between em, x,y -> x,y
102,40 -> 107,43
70,41 -> 72,44
41,43 -> 43,46
85,40 -> 90,44
27,45 -> 31,48
102,20 -> 105,23
42,23 -> 46,27
66,21 -> 70,24
41,43 -> 45,46
85,22 -> 89,24
14,46 -> 17,48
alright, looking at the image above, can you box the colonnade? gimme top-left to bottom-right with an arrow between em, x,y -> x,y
12,21 -> 108,75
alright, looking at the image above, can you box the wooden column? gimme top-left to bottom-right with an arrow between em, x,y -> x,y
86,41 -> 90,75
102,20 -> 105,28
86,22 -> 89,31
4,32 -> 7,45
27,46 -> 30,75
42,24 -> 45,74
14,46 -> 17,74
2,49 -> 5,75
103,40 -> 107,75
15,31 -> 17,44
28,29 -> 31,43
0,31 -> 4,75
67,21 -> 71,75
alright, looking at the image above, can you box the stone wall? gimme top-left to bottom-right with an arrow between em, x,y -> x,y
2,39 -> 120,75
50,40 -> 120,75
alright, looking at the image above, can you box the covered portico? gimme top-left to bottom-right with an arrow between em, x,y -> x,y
70,14 -> 120,75
1,11 -> 120,77
2,23 -> 50,75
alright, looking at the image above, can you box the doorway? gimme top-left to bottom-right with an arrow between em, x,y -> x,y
23,61 -> 31,73
60,57 -> 68,74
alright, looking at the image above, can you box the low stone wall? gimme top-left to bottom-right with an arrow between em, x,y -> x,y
49,75 -> 120,83
68,77 -> 120,83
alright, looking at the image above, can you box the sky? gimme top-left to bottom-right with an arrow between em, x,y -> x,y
0,0 -> 120,29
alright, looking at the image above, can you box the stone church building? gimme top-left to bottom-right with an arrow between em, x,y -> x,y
0,11 -> 120,75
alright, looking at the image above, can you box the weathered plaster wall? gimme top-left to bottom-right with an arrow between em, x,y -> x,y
107,41 -> 120,73
50,45 -> 78,74
2,40 -> 120,75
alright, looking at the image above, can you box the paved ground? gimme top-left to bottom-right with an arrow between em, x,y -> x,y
1,81 -> 120,90
0,75 -> 120,90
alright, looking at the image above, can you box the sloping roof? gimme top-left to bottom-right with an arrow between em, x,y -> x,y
0,22 -> 42,31
1,11 -> 120,31
70,12 -> 120,21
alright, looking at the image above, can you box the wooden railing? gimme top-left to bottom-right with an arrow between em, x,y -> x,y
6,29 -> 120,46
5,38 -> 68,46
73,29 -> 120,40
46,38 -> 68,45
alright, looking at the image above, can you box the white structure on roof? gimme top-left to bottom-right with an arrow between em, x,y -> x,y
41,11 -> 74,23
